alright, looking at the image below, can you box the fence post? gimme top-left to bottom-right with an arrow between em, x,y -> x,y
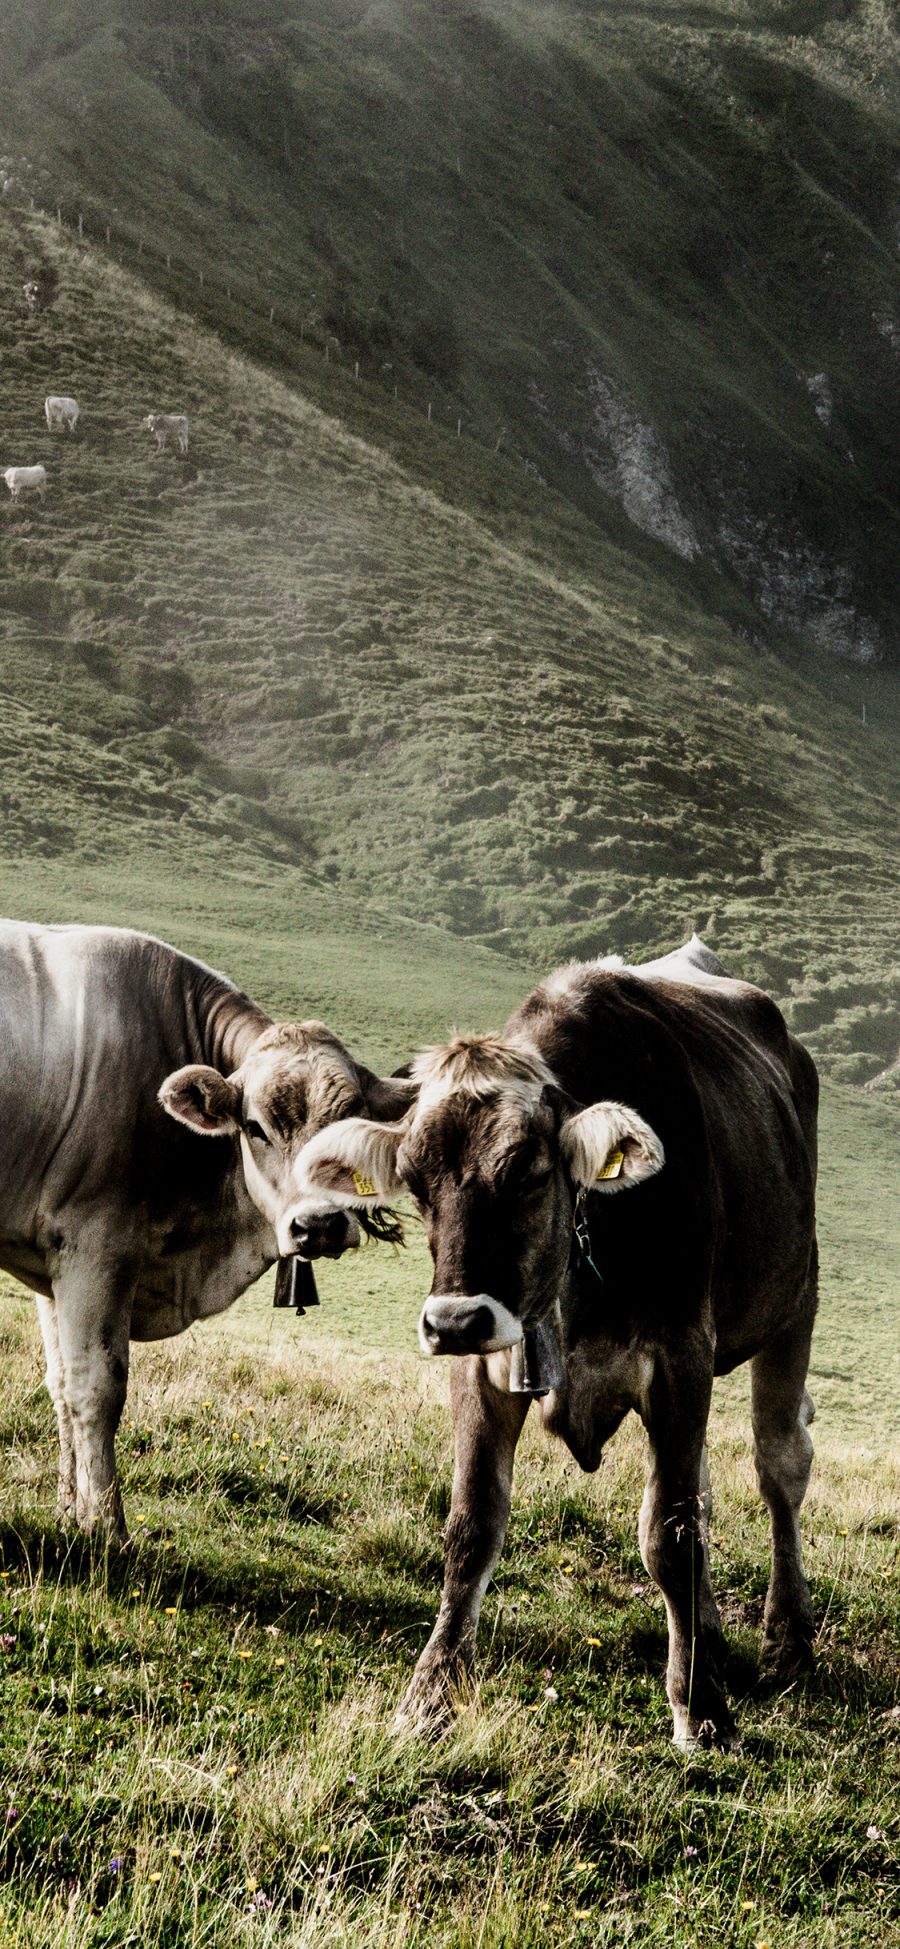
106,225 -> 111,244
78,212 -> 83,239
57,207 -> 62,225
394,383 -> 398,400
427,402 -> 432,423
166,252 -> 171,269
457,418 -> 462,438
199,268 -> 204,287
354,360 -> 359,381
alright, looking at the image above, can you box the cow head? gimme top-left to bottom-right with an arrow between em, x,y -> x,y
294,1032 -> 665,1355
159,1022 -> 416,1260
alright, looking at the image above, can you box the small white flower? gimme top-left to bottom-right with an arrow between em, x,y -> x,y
866,1824 -> 882,1841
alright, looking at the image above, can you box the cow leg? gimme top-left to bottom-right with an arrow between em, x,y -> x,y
698,1440 -> 712,1536
52,1247 -> 134,1539
394,1352 -> 530,1735
34,1294 -> 77,1520
693,1439 -> 726,1643
751,1318 -> 815,1677
639,1348 -> 736,1751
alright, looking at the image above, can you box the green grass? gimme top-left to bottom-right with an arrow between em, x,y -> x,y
0,1313 -> 896,1947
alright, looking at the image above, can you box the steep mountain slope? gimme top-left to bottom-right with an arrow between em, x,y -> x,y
2,0 -> 899,661
0,203 -> 897,1092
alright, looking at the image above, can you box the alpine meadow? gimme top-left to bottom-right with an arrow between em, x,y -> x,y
0,2 -> 898,1945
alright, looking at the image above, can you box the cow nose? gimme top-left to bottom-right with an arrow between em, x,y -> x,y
288,1210 -> 348,1259
419,1295 -> 523,1356
420,1298 -> 496,1353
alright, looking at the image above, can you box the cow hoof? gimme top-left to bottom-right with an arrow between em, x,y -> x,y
392,1667 -> 467,1740
392,1703 -> 451,1742
392,1691 -> 455,1741
759,1625 -> 815,1685
672,1705 -> 740,1754
75,1504 -> 129,1546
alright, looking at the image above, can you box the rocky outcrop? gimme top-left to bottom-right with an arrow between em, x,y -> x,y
804,372 -> 832,426
582,370 -> 700,561
529,360 -> 884,664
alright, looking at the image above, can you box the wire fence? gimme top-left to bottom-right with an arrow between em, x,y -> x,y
11,189 -> 545,484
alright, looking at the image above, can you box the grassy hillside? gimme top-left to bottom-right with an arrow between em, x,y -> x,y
1,204 -> 898,1088
2,1 -> 900,661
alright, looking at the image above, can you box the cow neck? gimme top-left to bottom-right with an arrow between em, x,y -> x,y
190,968 -> 273,1077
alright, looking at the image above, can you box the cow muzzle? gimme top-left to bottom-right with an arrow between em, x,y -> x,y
281,1208 -> 360,1260
418,1295 -> 524,1357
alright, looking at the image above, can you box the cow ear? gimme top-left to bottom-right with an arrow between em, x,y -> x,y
159,1064 -> 241,1136
297,1117 -> 405,1205
359,1067 -> 419,1122
560,1101 -> 664,1193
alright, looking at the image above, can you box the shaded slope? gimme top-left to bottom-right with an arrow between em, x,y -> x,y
2,0 -> 899,659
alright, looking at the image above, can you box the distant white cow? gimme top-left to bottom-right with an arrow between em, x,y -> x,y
45,395 -> 79,434
23,280 -> 41,314
142,411 -> 189,454
4,465 -> 47,501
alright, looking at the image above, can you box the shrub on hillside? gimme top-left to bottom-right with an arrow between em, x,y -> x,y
408,308 -> 461,386
129,657 -> 195,721
323,281 -> 397,359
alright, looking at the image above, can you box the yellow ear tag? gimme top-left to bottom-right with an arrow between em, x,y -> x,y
595,1147 -> 625,1183
352,1171 -> 377,1199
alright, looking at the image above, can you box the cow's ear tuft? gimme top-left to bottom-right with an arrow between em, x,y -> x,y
297,1117 -> 405,1204
560,1101 -> 664,1193
159,1064 -> 241,1136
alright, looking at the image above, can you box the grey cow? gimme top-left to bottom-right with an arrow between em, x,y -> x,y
0,921 -> 412,1537
297,939 -> 820,1751
142,411 -> 189,453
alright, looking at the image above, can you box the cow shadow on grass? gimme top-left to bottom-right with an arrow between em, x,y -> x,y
483,1591 -> 894,1755
0,1513 -> 436,1650
1,1513 -> 890,1743
147,1465 -> 337,1527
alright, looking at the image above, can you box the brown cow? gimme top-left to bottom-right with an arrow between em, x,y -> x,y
297,941 -> 819,1750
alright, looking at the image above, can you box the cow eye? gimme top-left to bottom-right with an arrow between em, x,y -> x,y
525,1167 -> 552,1195
246,1119 -> 270,1145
